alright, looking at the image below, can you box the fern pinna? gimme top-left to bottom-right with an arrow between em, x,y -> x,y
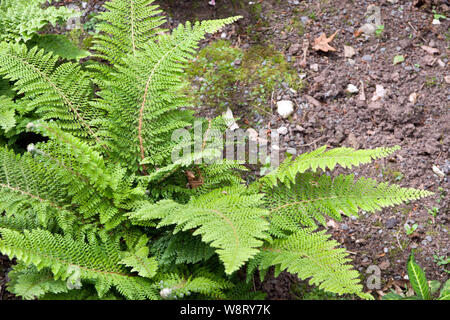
0,0 -> 432,300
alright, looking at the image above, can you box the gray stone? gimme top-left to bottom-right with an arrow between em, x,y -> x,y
286,147 -> 297,155
385,218 -> 399,229
362,55 -> 372,62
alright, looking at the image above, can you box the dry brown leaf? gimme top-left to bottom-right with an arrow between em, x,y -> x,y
354,29 -> 363,37
312,30 -> 339,52
420,45 -> 440,55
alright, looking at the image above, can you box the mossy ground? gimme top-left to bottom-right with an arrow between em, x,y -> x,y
184,39 -> 304,117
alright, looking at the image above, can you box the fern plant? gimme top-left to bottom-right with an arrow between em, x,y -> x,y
0,0 -> 86,147
0,0 -> 77,43
0,0 -> 433,300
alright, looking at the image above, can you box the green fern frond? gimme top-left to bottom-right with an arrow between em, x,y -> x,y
0,43 -> 106,145
150,231 -> 216,267
0,0 -> 78,43
128,188 -> 269,274
93,0 -> 166,64
119,246 -> 158,279
0,228 -> 158,299
7,264 -> 68,300
28,34 -> 91,61
263,145 -> 401,186
255,228 -> 368,298
156,271 -> 233,299
264,172 -> 434,229
0,95 -> 16,132
99,16 -> 241,172
0,146 -> 80,232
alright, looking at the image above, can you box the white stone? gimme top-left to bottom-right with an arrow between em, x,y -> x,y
432,165 -> 445,178
432,19 -> 441,25
160,288 -> 172,299
344,45 -> 356,58
346,84 -> 359,94
276,100 -> 294,118
277,126 -> 288,135
310,63 -> 319,72
222,107 -> 239,131
286,147 -> 297,155
371,85 -> 386,101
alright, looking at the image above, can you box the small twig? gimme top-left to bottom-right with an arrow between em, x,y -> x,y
297,136 -> 326,147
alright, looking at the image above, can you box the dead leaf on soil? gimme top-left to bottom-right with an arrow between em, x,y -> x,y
312,30 -> 339,52
420,45 -> 440,55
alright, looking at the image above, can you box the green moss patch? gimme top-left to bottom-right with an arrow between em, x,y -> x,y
184,40 -> 303,115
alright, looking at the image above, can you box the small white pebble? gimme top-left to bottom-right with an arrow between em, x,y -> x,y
346,84 -> 359,94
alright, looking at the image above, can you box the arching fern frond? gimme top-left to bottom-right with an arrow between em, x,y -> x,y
99,16 -> 241,172
263,145 -> 400,186
0,228 -> 158,300
128,188 -> 269,274
254,228 -> 373,299
264,172 -> 434,229
0,43 -> 106,146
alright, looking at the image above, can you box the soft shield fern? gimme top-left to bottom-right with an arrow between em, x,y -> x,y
0,0 -> 433,300
0,0 -> 78,43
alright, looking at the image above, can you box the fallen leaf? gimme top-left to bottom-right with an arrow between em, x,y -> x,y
444,75 -> 450,84
312,30 -> 339,52
379,260 -> 391,270
420,45 -> 440,55
393,55 -> 405,65
354,29 -> 363,37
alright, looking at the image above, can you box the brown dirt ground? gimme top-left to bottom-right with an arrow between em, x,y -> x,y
1,0 -> 448,300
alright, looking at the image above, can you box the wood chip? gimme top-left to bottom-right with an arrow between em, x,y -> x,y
420,45 -> 440,55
